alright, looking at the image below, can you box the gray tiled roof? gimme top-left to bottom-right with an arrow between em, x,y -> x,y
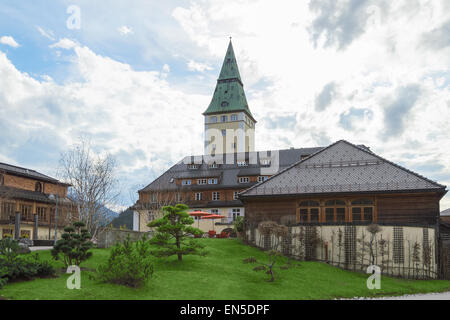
241,140 -> 446,197
0,162 -> 61,184
441,208 -> 450,216
139,147 -> 323,192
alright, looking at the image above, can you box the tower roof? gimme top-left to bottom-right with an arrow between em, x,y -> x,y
203,40 -> 255,121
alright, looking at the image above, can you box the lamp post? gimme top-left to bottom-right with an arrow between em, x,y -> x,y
49,193 -> 58,245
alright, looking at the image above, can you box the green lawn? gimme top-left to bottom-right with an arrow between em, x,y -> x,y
1,238 -> 450,300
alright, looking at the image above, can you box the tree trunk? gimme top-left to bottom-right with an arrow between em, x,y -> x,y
176,236 -> 182,261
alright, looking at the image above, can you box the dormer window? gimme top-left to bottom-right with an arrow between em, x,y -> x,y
239,177 -> 250,183
208,178 -> 218,184
260,159 -> 271,166
237,161 -> 248,167
221,101 -> 229,107
182,180 -> 191,186
301,155 -> 310,161
35,182 -> 42,192
209,163 -> 219,169
187,164 -> 199,170
197,179 -> 207,185
258,176 -> 269,182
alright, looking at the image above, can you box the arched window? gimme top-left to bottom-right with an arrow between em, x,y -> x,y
298,200 -> 320,223
35,182 -> 42,192
324,199 -> 346,223
351,198 -> 374,222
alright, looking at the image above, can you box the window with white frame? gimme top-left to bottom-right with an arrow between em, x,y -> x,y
210,116 -> 218,123
257,176 -> 269,182
260,159 -> 271,166
175,193 -> 182,202
209,163 -> 219,169
182,180 -> 191,185
221,115 -> 228,122
232,208 -> 241,221
197,179 -> 207,185
208,178 -> 218,184
237,161 -> 248,167
233,191 -> 239,200
239,177 -> 250,183
212,192 -> 220,201
188,164 -> 199,169
150,193 -> 157,203
195,192 -> 203,201
231,114 -> 237,121
221,129 -> 226,136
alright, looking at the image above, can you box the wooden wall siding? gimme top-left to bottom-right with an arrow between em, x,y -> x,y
377,194 -> 440,225
2,173 -> 67,197
244,192 -> 442,226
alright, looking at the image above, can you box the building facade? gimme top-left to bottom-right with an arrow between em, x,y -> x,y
133,40 -> 323,232
0,162 -> 76,240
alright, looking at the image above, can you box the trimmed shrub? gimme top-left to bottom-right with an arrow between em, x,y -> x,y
51,221 -> 94,267
96,235 -> 154,288
0,238 -> 56,288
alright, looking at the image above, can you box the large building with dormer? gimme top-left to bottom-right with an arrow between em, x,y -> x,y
133,40 -> 322,232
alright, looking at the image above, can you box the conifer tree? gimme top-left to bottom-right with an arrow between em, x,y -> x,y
148,204 -> 206,261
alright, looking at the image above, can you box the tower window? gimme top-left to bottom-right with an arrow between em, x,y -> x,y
221,101 -> 229,107
221,115 -> 228,122
231,114 -> 237,121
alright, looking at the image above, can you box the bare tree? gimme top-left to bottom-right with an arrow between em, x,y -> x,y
58,138 -> 119,240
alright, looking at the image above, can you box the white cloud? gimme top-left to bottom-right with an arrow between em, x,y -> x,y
0,36 -> 20,48
187,60 -> 213,72
0,46 -> 208,206
49,38 -> 78,50
118,25 -> 133,35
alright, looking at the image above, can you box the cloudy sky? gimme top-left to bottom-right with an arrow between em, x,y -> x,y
0,0 -> 449,210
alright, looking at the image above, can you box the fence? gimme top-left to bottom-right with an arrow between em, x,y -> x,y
244,223 -> 438,279
96,228 -> 151,248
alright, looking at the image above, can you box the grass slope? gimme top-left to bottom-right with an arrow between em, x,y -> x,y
1,238 -> 450,300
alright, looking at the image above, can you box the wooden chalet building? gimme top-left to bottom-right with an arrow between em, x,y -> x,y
240,140 -> 447,226
0,162 -> 76,240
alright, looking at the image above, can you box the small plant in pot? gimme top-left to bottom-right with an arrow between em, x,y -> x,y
234,216 -> 244,238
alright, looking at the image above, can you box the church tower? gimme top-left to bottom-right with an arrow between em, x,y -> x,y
203,40 -> 256,155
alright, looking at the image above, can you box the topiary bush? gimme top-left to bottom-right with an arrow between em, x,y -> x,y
51,221 -> 94,267
95,235 -> 154,288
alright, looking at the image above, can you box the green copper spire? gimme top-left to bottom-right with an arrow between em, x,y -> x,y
218,40 -> 242,82
203,40 -> 255,121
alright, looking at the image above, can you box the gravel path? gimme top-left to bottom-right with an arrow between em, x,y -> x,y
344,291 -> 450,300
29,246 -> 53,251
